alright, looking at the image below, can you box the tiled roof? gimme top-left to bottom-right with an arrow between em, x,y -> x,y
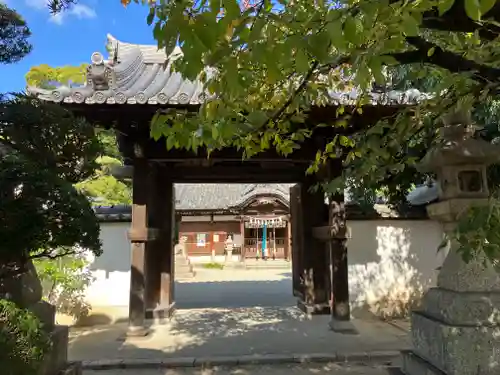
26,34 -> 430,107
94,183 -> 291,221
175,183 -> 292,210
94,183 -> 432,222
27,34 -> 208,106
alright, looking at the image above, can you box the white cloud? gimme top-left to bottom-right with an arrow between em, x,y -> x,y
24,0 -> 47,9
22,0 -> 96,24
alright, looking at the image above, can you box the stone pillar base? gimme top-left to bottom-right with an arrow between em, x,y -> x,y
329,317 -> 358,334
297,299 -> 330,315
146,302 -> 175,324
126,325 -> 150,338
401,298 -> 500,375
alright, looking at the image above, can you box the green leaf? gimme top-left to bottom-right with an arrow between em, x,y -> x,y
265,57 -> 282,84
153,21 -> 164,43
166,136 -> 176,150
343,16 -> 361,45
193,17 -> 218,51
295,46 -> 310,73
401,13 -> 419,36
247,110 -> 268,126
480,0 -> 497,14
438,0 -> 455,15
368,56 -> 385,84
326,20 -> 347,51
465,0 -> 481,20
307,30 -> 331,61
146,7 -> 155,26
211,125 -> 219,139
223,0 -> 241,20
339,135 -> 353,147
427,47 -> 436,56
249,17 -> 266,42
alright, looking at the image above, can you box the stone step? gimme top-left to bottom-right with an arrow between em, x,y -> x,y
224,260 -> 292,270
174,254 -> 196,279
245,260 -> 291,268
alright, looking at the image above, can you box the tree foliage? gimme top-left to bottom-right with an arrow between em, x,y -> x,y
0,95 -> 103,276
25,64 -> 132,206
0,3 -> 31,65
34,250 -> 94,319
0,300 -> 50,375
25,63 -> 88,90
49,0 -> 500,260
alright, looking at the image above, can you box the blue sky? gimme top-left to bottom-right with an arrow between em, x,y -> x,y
1,0 -> 157,92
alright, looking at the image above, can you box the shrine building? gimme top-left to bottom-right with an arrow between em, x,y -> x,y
96,183 -> 293,260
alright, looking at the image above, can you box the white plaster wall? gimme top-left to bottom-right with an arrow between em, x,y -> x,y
85,222 -> 131,306
83,219 -> 444,310
347,220 -> 444,312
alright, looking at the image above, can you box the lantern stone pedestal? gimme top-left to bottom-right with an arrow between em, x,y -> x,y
401,200 -> 500,375
401,118 -> 500,375
5,261 -> 81,375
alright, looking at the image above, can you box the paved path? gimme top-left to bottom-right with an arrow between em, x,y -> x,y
71,269 -> 409,364
175,269 -> 294,309
83,363 -> 402,375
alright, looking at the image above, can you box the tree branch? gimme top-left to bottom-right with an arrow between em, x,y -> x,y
421,2 -> 500,40
390,36 -> 500,84
270,60 -> 320,124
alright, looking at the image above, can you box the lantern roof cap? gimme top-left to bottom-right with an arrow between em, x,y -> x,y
419,124 -> 500,172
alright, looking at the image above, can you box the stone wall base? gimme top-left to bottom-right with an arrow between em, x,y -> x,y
42,325 -> 69,375
59,362 -> 82,375
401,350 -> 446,375
406,311 -> 500,375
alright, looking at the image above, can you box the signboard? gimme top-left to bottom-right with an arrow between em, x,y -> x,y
196,233 -> 207,247
245,217 -> 287,228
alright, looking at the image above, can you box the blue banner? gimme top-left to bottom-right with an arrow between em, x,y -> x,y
262,223 -> 267,257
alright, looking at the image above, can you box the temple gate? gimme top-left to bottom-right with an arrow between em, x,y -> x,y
28,34 -> 427,335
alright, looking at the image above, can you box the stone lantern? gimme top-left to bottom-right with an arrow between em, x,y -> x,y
401,111 -> 500,375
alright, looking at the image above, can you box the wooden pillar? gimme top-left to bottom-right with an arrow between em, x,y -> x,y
209,214 -> 215,261
148,166 -> 175,320
290,185 -> 303,297
128,162 -> 175,331
239,219 -> 246,262
285,217 -> 291,261
325,160 -> 357,333
127,158 -> 152,336
297,176 -> 330,315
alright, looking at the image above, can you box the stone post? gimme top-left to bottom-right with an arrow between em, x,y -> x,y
401,113 -> 500,375
239,219 -> 246,262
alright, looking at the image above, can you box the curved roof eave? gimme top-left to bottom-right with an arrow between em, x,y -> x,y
26,34 -> 432,108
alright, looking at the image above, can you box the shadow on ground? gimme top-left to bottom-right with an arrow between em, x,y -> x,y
69,275 -> 410,362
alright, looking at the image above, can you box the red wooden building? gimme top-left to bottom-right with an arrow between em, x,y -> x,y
176,183 -> 291,260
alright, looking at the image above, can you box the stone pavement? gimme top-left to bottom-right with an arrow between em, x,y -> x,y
71,269 -> 409,367
83,363 -> 403,375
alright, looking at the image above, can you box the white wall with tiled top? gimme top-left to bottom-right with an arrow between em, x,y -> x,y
83,219 -> 444,312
